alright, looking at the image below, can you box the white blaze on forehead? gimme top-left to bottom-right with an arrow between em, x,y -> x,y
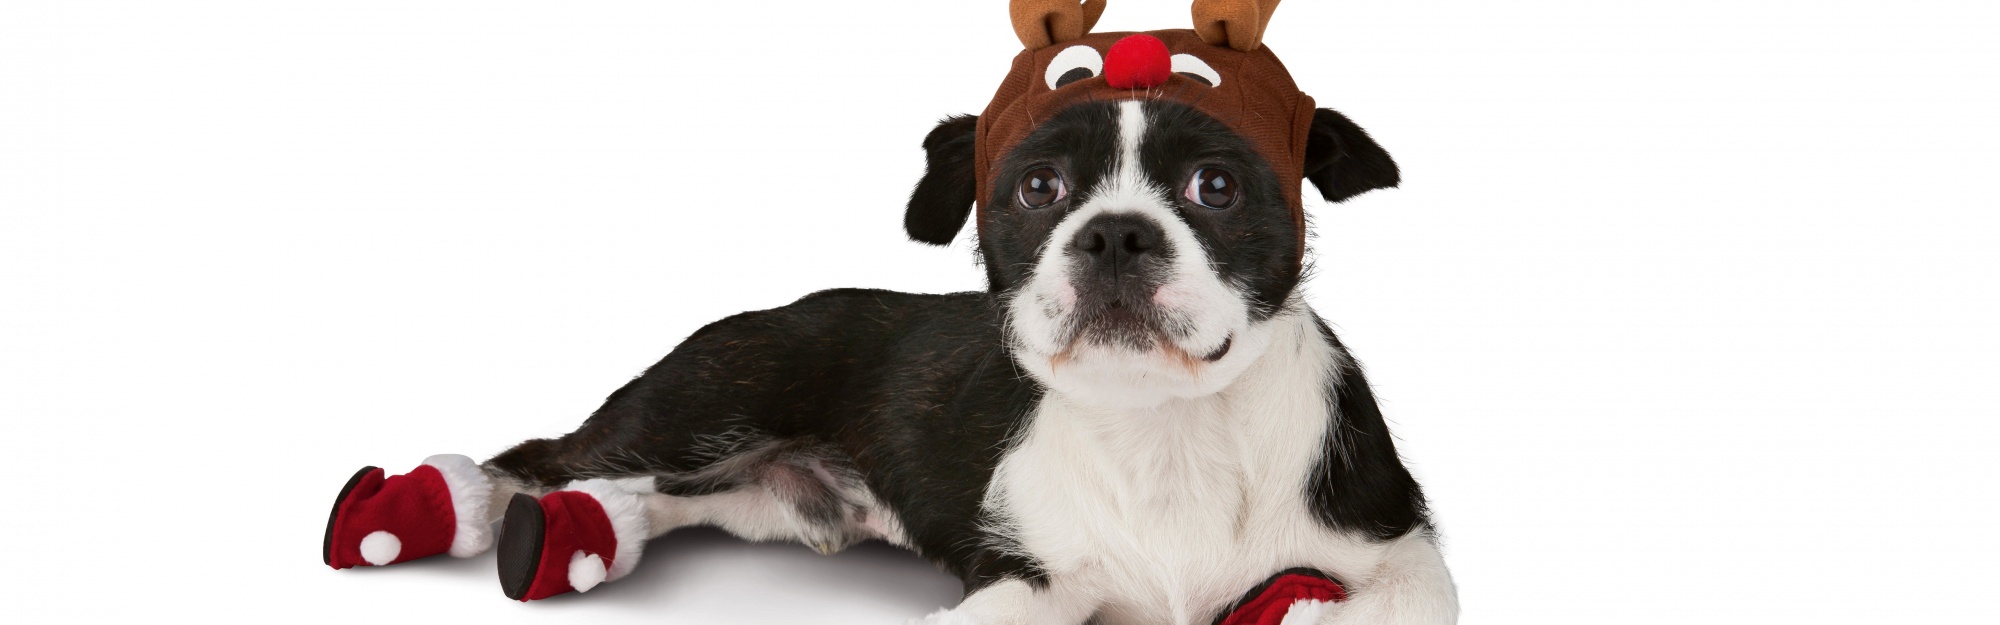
1118,100 -> 1147,179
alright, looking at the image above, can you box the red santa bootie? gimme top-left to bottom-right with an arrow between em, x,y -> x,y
495,479 -> 648,601
1215,568 -> 1349,625
323,454 -> 495,569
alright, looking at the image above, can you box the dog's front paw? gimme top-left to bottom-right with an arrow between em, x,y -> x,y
905,608 -> 981,625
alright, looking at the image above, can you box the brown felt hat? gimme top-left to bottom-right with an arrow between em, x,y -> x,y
976,1 -> 1310,243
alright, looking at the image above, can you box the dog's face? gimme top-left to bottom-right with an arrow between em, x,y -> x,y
904,41 -> 1400,408
984,99 -> 1297,407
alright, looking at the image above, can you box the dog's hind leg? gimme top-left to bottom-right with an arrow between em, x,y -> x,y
480,430 -> 903,600
329,291 -> 915,596
634,438 -> 907,555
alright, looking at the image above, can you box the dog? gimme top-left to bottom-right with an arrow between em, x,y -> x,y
320,2 -> 1458,623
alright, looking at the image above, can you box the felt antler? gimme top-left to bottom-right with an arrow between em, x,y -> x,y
1010,0 -> 1107,50
1191,0 -> 1280,51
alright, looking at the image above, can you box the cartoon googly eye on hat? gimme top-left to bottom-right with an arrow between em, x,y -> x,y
1044,45 -> 1104,89
1171,53 -> 1221,87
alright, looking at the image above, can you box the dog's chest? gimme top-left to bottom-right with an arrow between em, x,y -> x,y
988,382 -> 1335,625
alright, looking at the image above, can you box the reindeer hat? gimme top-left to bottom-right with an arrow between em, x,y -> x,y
975,0 -> 1317,236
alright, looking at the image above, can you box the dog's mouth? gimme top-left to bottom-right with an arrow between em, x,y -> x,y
1199,336 -> 1233,362
1049,304 -> 1233,373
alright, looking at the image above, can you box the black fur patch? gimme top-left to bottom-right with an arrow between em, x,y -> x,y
1138,101 -> 1300,319
1306,317 -> 1430,540
486,289 -> 1049,591
979,101 -> 1123,293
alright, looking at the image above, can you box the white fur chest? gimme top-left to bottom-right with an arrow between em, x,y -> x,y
986,311 -> 1349,625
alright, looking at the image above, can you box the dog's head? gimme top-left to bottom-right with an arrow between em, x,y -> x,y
905,1 -> 1398,408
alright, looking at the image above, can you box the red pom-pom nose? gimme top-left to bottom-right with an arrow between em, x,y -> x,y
1103,34 -> 1171,89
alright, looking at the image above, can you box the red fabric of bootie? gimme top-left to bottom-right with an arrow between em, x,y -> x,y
496,479 -> 647,601
324,454 -> 494,569
1216,568 -> 1349,625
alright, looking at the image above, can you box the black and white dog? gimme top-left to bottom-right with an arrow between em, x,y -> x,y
449,92 -> 1462,624
324,27 -> 1457,623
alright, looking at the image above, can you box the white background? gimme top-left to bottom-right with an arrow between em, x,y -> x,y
2,1 -> 1996,623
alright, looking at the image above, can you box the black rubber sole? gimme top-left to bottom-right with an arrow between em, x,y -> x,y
323,466 -> 379,566
496,493 -> 546,601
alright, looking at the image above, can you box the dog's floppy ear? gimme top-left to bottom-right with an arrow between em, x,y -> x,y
905,115 -> 980,246
1304,108 -> 1401,203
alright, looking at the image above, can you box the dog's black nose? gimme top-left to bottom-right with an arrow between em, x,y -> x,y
1072,214 -> 1164,276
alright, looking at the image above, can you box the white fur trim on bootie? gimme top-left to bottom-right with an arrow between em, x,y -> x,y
1278,599 -> 1331,625
568,551 -> 607,593
559,478 -> 650,582
422,454 -> 495,558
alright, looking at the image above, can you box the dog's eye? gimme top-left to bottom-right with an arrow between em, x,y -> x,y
1187,168 -> 1238,209
1045,45 -> 1103,89
1171,53 -> 1221,87
1018,167 -> 1067,209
